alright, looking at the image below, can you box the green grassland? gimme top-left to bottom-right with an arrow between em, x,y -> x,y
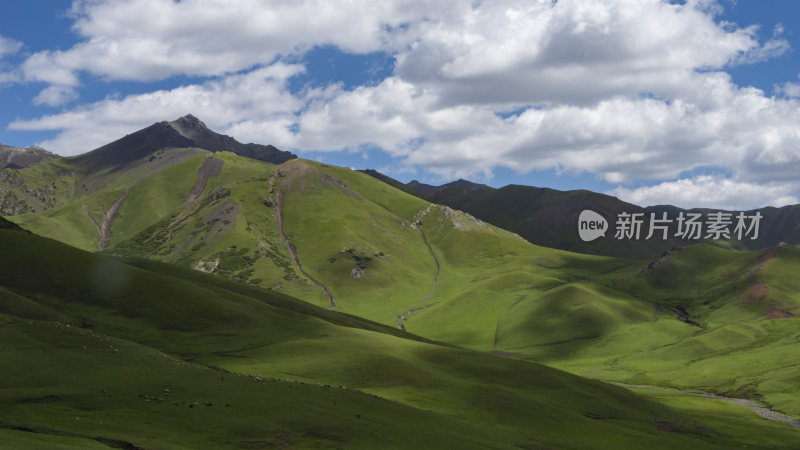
5,153 -> 800,444
1,147 -> 209,217
4,226 -> 793,448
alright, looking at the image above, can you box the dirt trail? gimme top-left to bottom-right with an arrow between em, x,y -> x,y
611,382 -> 800,428
185,156 -> 223,203
269,170 -> 335,310
745,281 -> 769,304
396,304 -> 433,331
82,188 -> 130,250
396,225 -> 441,330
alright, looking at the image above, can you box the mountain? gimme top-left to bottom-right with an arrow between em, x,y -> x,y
364,170 -> 800,258
406,179 -> 440,195
0,143 -> 58,170
73,114 -> 295,172
169,114 -> 295,164
0,115 -> 295,216
357,169 -> 421,197
3,117 -> 800,444
4,219 -> 787,449
72,120 -> 198,172
369,171 -> 685,258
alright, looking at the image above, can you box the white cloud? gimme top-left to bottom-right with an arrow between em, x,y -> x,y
0,37 -> 20,57
0,35 -> 21,56
607,176 -> 799,210
12,57 -> 800,207
20,0 -> 788,105
289,72 -> 800,187
394,0 -> 788,106
20,0 -> 449,84
0,34 -> 22,83
8,0 -> 800,208
11,63 -> 306,155
33,86 -> 79,107
21,51 -> 81,86
777,82 -> 800,98
776,74 -> 800,98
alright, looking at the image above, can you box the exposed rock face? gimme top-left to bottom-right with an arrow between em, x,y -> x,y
0,144 -> 58,169
640,246 -> 684,274
0,169 -> 58,215
350,266 -> 366,278
72,121 -> 197,171
195,259 -> 220,273
71,114 -> 296,172
168,114 -> 296,164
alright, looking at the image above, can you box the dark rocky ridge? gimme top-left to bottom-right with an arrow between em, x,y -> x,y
168,114 -> 295,165
0,144 -> 59,169
406,180 -> 439,196
73,114 -> 295,171
362,169 -> 800,259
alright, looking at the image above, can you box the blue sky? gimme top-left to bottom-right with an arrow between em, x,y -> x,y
1,0 -> 800,209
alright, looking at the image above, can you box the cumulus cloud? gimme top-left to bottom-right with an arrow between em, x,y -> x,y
776,74 -> 800,98
0,35 -> 21,56
290,71 -> 800,190
607,176 -> 799,209
8,0 -> 800,209
395,0 -> 788,106
11,63 -> 306,154
20,0 -> 447,84
0,34 -> 22,83
33,86 -> 80,107
21,0 -> 788,103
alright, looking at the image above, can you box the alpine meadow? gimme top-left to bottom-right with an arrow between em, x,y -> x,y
3,1 -> 800,449
0,114 -> 798,448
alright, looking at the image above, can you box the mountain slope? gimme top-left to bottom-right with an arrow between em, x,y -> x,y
0,115 -> 295,218
3,223 -> 787,448
370,171 -> 686,258
4,118 -> 800,443
72,114 -> 296,173
357,169 -> 422,197
9,149 -> 217,250
0,143 -> 58,169
169,114 -> 295,164
12,152 -> 800,424
365,170 -> 800,258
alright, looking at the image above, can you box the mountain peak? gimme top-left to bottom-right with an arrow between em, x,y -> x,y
443,179 -> 490,190
74,115 -> 297,170
176,113 -> 206,127
406,180 -> 439,195
0,143 -> 59,169
169,114 -> 210,137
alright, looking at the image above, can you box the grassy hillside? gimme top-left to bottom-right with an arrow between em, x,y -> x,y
5,148 -> 800,444
248,161 -> 800,426
545,243 -> 800,418
5,226 -> 794,448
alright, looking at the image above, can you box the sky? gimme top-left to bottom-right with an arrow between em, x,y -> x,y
1,0 -> 800,210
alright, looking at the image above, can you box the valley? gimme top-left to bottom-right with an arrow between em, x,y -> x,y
1,116 -> 799,448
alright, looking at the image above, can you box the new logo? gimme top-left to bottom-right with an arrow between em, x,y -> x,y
578,210 -> 608,242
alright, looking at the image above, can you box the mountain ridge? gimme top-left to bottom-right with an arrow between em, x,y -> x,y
363,169 -> 800,258
2,120 -> 800,444
0,143 -> 58,170
168,114 -> 296,164
4,220 -> 774,449
0,115 -> 296,216
73,114 -> 296,172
